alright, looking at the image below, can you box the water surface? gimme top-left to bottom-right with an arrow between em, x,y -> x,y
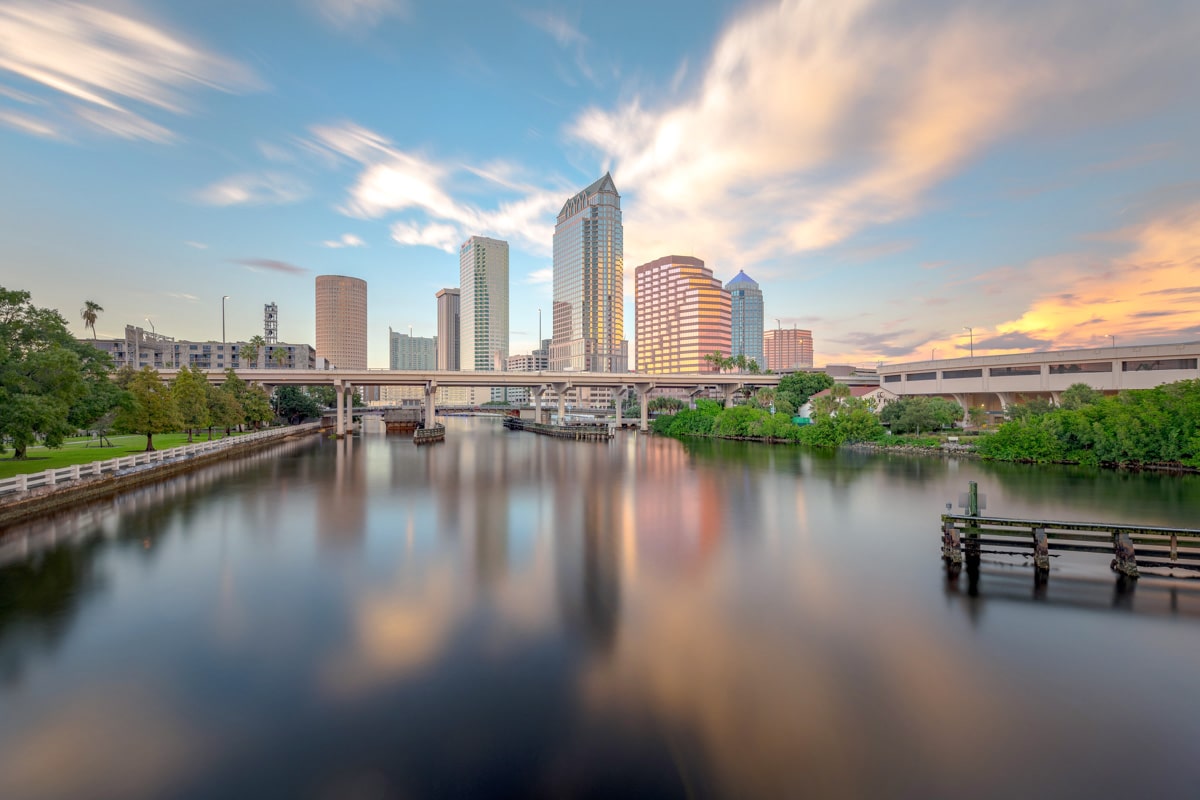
2,419 -> 1199,798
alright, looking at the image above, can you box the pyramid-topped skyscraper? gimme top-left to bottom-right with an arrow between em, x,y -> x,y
725,270 -> 764,369
549,173 -> 628,373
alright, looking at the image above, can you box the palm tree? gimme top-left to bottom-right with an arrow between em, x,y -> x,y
704,351 -> 727,373
80,300 -> 103,339
245,335 -> 266,368
734,354 -> 748,373
272,347 -> 288,368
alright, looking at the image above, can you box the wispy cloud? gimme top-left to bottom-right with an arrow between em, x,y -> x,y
183,241 -> 208,250
973,332 -> 1052,351
164,291 -> 198,302
308,121 -> 561,254
195,173 -> 308,206
519,8 -> 585,47
526,267 -> 552,285
569,0 -> 1200,272
312,0 -> 409,31
231,258 -> 308,275
0,0 -> 262,143
321,233 -> 366,248
0,108 -> 64,140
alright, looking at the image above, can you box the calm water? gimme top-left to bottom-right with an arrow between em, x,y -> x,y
2,419 -> 1199,799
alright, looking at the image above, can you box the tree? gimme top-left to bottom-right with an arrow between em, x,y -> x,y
207,381 -> 243,438
172,364 -> 211,442
273,385 -> 321,423
967,405 -> 988,428
733,354 -> 748,373
240,384 -> 274,429
880,396 -> 961,434
1060,383 -> 1101,410
775,371 -> 834,411
114,367 -> 181,451
704,351 -> 727,373
747,358 -> 762,374
812,383 -> 850,419
271,347 -> 289,368
0,288 -> 96,459
1006,397 -> 1055,422
80,300 -> 103,339
243,335 -> 266,369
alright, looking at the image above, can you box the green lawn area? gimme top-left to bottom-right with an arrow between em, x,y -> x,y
0,431 -> 245,479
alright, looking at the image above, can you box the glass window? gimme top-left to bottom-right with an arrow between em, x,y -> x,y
942,368 -> 982,379
1122,358 -> 1197,372
1049,362 -> 1112,374
883,374 -> 901,383
990,365 -> 1040,377
906,371 -> 936,381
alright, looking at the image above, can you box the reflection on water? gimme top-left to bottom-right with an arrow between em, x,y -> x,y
1,420 -> 1199,799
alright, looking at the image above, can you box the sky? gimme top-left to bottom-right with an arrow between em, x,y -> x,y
2,0 -> 1199,368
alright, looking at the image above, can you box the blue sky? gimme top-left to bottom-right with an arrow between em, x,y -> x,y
2,0 -> 1198,367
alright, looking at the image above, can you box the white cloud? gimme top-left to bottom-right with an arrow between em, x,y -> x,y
312,0 -> 409,31
309,121 -> 561,254
526,267 -> 553,284
321,233 -> 367,248
0,0 -> 262,143
183,241 -> 207,250
194,172 -> 309,206
390,221 -> 461,253
569,0 -> 1200,273
0,108 -> 63,139
519,9 -> 586,47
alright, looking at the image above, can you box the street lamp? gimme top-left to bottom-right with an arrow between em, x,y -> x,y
1109,334 -> 1116,348
144,317 -> 155,334
931,347 -> 937,360
222,295 -> 230,345
963,326 -> 974,357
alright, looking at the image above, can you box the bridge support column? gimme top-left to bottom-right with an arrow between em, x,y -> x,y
335,380 -> 345,437
614,386 -> 628,427
547,382 -> 570,424
721,384 -> 739,408
634,382 -> 655,432
952,393 -> 970,426
531,385 -> 546,424
344,383 -> 354,434
424,382 -> 437,428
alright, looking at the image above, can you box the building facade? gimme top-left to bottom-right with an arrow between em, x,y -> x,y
435,288 -> 460,371
459,236 -> 509,404
315,275 -> 367,369
764,328 -> 814,371
86,325 -> 316,371
388,330 -> 437,370
725,270 -> 764,369
550,172 -> 628,374
635,256 -> 732,374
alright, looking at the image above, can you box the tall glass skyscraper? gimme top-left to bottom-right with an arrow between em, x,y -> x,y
459,236 -> 509,403
725,270 -> 764,368
550,172 -> 628,373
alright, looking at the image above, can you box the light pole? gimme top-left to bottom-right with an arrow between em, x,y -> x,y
1109,334 -> 1116,348
144,317 -> 155,334
222,295 -> 230,345
931,347 -> 937,360
963,326 -> 974,357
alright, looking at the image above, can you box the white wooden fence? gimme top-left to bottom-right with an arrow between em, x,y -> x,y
0,423 -> 322,499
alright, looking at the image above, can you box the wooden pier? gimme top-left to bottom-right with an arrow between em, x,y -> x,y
413,424 -> 445,445
941,482 -> 1200,578
503,417 -> 612,441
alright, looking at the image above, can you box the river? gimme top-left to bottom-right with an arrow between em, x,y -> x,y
1,418 -> 1199,799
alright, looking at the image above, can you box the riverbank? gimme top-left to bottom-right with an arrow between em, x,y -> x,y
0,423 -> 322,529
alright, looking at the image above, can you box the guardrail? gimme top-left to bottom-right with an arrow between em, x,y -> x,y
0,423 -> 322,499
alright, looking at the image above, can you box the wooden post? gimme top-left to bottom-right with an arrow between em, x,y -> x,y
1112,532 -> 1138,578
1033,527 -> 1049,571
967,481 -> 979,517
942,519 -> 962,563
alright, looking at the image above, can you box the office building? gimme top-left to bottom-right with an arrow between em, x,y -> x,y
460,236 -> 509,403
725,271 -> 764,369
635,255 -> 731,374
315,275 -> 367,369
389,329 -> 437,370
436,288 -> 460,371
764,327 -> 814,371
550,172 -> 627,373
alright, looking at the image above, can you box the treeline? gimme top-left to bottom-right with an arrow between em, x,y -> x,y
977,381 -> 1200,468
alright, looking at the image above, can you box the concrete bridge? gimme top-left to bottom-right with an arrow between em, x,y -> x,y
157,368 -> 782,435
878,342 -> 1200,414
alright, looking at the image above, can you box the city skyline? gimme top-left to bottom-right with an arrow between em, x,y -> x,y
3,1 -> 1199,367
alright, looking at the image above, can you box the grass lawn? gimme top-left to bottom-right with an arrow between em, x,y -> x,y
0,431 -> 246,480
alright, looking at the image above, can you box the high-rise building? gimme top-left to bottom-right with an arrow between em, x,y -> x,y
315,275 -> 367,369
725,271 -> 763,369
459,236 -> 509,403
436,288 -> 460,371
635,255 -> 731,374
550,172 -> 627,373
389,329 -> 437,370
764,327 -> 814,371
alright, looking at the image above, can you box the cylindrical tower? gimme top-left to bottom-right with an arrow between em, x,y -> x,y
315,275 -> 367,369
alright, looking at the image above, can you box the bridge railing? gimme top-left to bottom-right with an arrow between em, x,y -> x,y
0,422 -> 322,500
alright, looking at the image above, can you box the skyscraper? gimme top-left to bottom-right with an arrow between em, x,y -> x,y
435,288 -> 460,371
315,275 -> 367,369
725,270 -> 764,369
635,255 -> 731,374
550,172 -> 627,373
763,327 -> 814,371
459,236 -> 509,403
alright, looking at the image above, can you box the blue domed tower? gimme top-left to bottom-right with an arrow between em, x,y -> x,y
724,270 -> 764,368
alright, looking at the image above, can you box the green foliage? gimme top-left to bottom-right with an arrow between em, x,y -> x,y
776,371 -> 834,411
1059,382 -> 1100,410
977,380 -> 1200,467
114,367 -> 182,451
243,335 -> 266,369
172,364 -> 211,441
649,396 -> 685,412
273,385 -> 322,422
967,405 -> 988,428
220,369 -> 271,429
207,380 -> 243,436
880,396 -> 961,434
1005,397 -> 1055,421
0,287 -> 98,458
